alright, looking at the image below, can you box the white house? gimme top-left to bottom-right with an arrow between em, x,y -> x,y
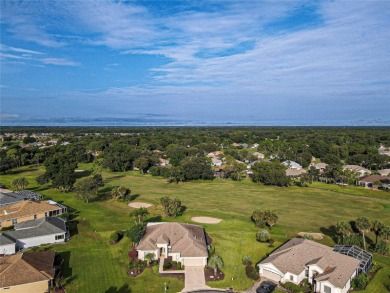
0,233 -> 16,255
137,222 -> 208,267
259,238 -> 361,293
3,217 -> 68,250
342,165 -> 371,178
282,160 -> 302,170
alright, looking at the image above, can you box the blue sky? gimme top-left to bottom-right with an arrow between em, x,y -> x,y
1,0 -> 390,126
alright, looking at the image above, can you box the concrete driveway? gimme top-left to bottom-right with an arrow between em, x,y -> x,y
182,266 -> 211,292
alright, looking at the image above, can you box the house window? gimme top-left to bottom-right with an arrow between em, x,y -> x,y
12,219 -> 17,225
55,234 -> 65,240
324,285 -> 331,293
290,275 -> 294,281
305,269 -> 309,277
34,214 -> 38,219
45,212 -> 48,217
168,246 -> 172,253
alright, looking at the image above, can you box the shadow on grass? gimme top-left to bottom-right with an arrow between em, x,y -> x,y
105,285 -> 131,293
105,175 -> 127,183
57,251 -> 73,283
68,220 -> 79,237
146,215 -> 162,223
320,225 -> 338,243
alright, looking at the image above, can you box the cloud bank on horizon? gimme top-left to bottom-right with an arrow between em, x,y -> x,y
1,0 -> 390,125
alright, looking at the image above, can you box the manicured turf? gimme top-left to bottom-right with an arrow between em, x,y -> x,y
1,164 -> 389,292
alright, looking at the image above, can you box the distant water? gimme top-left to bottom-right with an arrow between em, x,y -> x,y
1,116 -> 390,126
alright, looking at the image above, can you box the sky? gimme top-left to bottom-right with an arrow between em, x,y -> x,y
1,0 -> 390,126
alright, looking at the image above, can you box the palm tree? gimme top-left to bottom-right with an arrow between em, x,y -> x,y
371,220 -> 384,244
19,177 -> 29,190
111,186 -> 130,201
137,207 -> 149,224
379,226 -> 390,241
144,252 -> 155,265
129,209 -> 140,224
335,221 -> 352,243
11,178 -> 21,191
208,255 -> 223,276
356,217 -> 371,250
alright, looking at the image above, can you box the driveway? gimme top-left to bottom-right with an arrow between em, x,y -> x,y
182,266 -> 211,292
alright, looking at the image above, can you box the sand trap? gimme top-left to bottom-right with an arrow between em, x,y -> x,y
298,232 -> 324,240
191,217 -> 222,224
128,202 -> 153,208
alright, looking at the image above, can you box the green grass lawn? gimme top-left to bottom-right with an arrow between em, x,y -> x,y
1,164 -> 389,292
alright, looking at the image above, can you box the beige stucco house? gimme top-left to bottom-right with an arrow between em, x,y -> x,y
259,238 -> 361,293
137,222 -> 208,267
0,251 -> 56,293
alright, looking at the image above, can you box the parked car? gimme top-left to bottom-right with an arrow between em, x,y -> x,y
256,281 -> 276,293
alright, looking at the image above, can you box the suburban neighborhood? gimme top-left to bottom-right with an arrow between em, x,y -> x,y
0,127 -> 389,293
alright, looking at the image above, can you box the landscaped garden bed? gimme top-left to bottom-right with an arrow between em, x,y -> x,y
205,267 -> 225,281
162,256 -> 184,271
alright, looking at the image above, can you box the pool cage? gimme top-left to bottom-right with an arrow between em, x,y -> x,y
333,245 -> 372,273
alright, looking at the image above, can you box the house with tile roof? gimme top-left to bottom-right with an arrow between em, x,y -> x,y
0,251 -> 57,292
137,222 -> 208,267
259,238 -> 361,293
2,217 -> 68,251
0,200 -> 66,229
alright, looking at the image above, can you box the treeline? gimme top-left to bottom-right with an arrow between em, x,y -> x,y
1,127 -> 390,189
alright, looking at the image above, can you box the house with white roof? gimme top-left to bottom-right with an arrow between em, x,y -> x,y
282,160 -> 302,170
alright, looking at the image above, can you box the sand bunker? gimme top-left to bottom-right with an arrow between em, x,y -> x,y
297,232 -> 324,240
128,202 -> 153,208
191,217 -> 222,224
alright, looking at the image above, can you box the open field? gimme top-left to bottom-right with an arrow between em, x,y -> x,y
1,164 -> 389,292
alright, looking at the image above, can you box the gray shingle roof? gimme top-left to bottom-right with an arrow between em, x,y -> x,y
0,192 -> 25,206
4,217 -> 66,240
0,233 -> 16,245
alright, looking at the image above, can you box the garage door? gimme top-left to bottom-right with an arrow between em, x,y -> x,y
262,269 -> 282,282
184,258 -> 204,266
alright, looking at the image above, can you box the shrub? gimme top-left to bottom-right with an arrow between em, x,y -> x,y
163,262 -> 172,269
268,238 -> 275,247
374,241 -> 389,255
303,234 -> 313,240
109,231 -> 120,244
282,281 -> 303,293
245,265 -> 259,280
256,230 -> 270,243
177,262 -> 182,270
172,261 -> 177,266
242,255 -> 252,265
351,273 -> 369,289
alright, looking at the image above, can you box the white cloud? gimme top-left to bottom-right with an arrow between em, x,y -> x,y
41,58 -> 80,67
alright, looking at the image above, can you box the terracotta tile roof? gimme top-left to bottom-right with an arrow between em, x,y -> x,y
0,200 -> 61,221
260,238 -> 360,288
0,251 -> 55,287
138,222 -> 208,257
